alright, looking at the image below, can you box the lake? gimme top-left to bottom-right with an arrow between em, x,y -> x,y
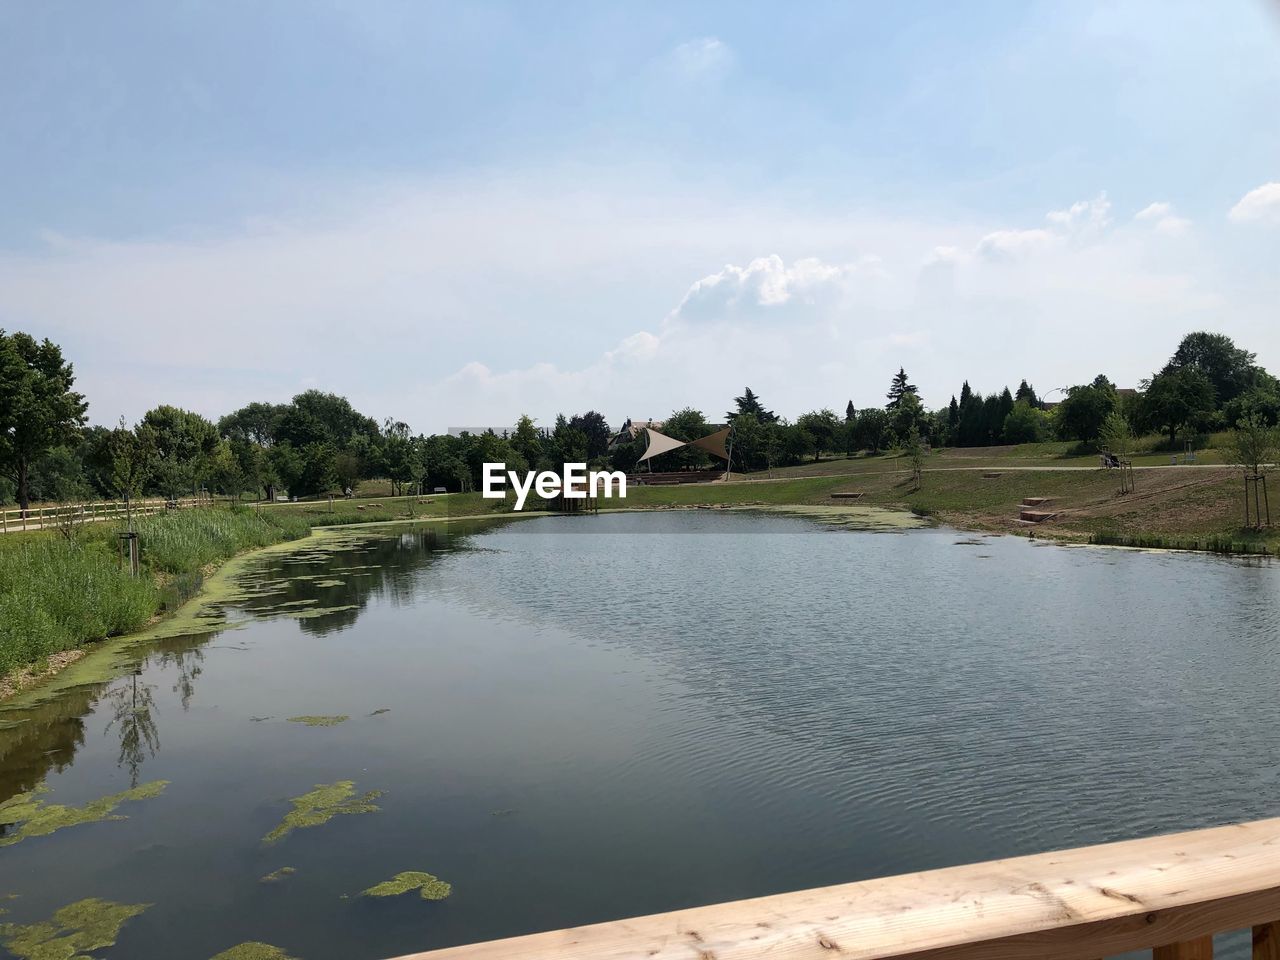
2,510 -> 1279,959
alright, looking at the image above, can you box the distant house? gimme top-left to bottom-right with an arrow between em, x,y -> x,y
608,418 -> 664,449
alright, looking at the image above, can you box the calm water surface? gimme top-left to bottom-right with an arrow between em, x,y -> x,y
2,511 -> 1279,959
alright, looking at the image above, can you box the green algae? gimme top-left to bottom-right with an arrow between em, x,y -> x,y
360,871 -> 452,901
209,943 -> 298,960
0,780 -> 167,848
0,897 -> 150,960
283,605 -> 359,621
258,867 -> 296,883
286,715 -> 348,727
742,504 -> 928,530
263,780 -> 382,844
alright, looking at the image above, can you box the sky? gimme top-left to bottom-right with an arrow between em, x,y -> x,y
2,0 -> 1279,433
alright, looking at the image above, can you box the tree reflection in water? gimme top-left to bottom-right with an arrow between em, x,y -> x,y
104,669 -> 159,787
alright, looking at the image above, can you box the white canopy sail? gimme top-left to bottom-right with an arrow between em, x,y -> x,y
638,428 -> 688,462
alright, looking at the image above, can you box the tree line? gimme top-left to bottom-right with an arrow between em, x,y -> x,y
2,328 -> 1275,509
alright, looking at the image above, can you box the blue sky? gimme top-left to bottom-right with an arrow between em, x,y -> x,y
2,1 -> 1279,431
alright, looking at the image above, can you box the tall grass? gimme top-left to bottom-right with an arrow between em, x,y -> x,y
0,538 -> 158,676
132,506 -> 311,574
0,506 -> 314,680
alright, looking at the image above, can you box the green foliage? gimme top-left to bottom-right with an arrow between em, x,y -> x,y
795,409 -> 840,460
1225,414 -> 1279,475
1098,412 -> 1134,457
360,870 -> 452,901
727,387 -> 776,424
133,507 -> 311,575
885,367 -> 918,408
1138,366 -> 1216,446
0,331 -> 89,510
0,780 -> 167,847
1055,378 -> 1117,445
1002,401 -> 1046,444
0,538 -> 157,676
263,780 -> 382,844
0,898 -> 150,960
1164,331 -> 1258,405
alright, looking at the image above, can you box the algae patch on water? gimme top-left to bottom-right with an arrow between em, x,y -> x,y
263,780 -> 382,844
744,504 -> 928,530
258,867 -> 296,883
209,943 -> 298,960
0,780 -> 167,847
361,871 -> 452,901
286,715 -> 348,727
0,897 -> 150,960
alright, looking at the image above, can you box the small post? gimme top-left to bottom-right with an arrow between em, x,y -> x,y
119,531 -> 140,577
1154,936 -> 1213,959
1255,921 -> 1280,960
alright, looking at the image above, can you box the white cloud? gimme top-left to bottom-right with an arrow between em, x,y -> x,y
1,176 -> 1274,432
1135,201 -> 1191,236
670,254 -> 883,322
1229,182 -> 1280,224
1045,192 -> 1111,236
975,228 -> 1056,262
666,37 -> 731,78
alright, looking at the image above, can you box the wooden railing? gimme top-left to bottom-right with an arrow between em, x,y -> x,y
0,494 -> 213,533
394,817 -> 1280,960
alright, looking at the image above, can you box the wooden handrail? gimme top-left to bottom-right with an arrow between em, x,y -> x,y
394,818 -> 1280,960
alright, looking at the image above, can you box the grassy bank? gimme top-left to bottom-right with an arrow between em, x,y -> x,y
0,507 -> 314,683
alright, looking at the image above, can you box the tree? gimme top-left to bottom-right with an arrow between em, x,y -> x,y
728,388 -> 776,424
889,391 -> 925,445
566,411 -> 612,459
904,424 -> 925,487
1002,402 -> 1046,444
1014,379 -> 1040,408
1139,367 -> 1216,447
796,409 -> 839,460
0,331 -> 88,510
886,368 -> 918,409
1163,332 -> 1257,406
855,408 -> 890,453
1098,412 -> 1134,459
141,405 -> 219,497
107,419 -> 157,530
728,412 -> 764,471
661,407 -> 712,469
1055,379 -> 1116,445
218,402 -> 285,445
1225,414 -> 1278,477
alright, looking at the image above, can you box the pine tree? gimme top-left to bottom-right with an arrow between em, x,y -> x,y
1015,379 -> 1039,408
886,368 -> 918,409
845,400 -> 855,421
728,387 -> 777,423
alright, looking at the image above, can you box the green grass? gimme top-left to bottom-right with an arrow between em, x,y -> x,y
0,506 -> 316,683
0,537 -> 157,677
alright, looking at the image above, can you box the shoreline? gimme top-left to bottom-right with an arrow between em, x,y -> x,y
2,500 -> 1272,707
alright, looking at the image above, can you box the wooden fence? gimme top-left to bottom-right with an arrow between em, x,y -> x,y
394,816 -> 1280,960
0,494 -> 214,534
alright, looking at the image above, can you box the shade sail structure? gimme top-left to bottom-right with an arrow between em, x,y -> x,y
638,428 -> 689,462
638,426 -> 732,463
687,426 -> 731,461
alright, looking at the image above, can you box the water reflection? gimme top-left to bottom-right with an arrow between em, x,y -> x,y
0,520 -> 502,808
104,670 -> 159,786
